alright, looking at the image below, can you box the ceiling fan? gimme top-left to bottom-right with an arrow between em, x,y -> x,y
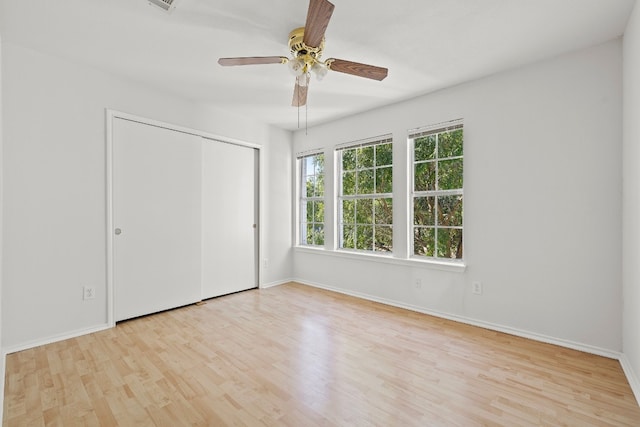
218,0 -> 388,108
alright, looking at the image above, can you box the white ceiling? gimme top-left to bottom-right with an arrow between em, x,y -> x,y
0,0 -> 635,130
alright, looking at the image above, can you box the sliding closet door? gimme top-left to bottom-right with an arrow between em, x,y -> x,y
202,139 -> 258,299
113,118 -> 202,321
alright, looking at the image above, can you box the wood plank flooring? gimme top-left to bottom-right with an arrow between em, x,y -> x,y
3,282 -> 640,426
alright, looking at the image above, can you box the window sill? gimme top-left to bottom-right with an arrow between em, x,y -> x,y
294,246 -> 466,273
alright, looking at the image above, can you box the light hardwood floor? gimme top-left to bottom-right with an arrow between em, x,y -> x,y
3,282 -> 640,426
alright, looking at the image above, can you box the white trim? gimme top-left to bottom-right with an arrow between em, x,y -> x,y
3,323 -> 112,356
105,109 -> 263,326
105,110 -> 115,327
294,245 -> 466,272
257,137 -> 265,289
335,133 -> 393,151
260,279 -> 294,289
293,279 -> 621,360
292,150 -> 301,248
619,353 -> 640,406
0,32 -> 5,423
109,110 -> 262,150
296,148 -> 324,159
408,118 -> 464,139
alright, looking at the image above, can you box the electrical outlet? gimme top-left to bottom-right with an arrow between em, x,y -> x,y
414,278 -> 422,289
263,258 -> 269,269
83,286 -> 96,300
472,281 -> 483,295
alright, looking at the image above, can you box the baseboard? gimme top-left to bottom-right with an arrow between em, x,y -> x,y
3,280 -> 290,354
0,348 -> 5,423
294,278 -> 622,360
3,323 -> 112,356
260,278 -> 294,289
619,353 -> 640,406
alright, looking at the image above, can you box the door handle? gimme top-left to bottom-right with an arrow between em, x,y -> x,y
115,228 -> 122,235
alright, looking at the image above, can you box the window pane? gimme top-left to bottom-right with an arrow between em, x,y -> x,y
343,225 -> 355,249
414,197 -> 435,226
374,226 -> 393,252
313,201 -> 324,223
299,153 -> 324,247
314,153 -> 325,174
342,149 -> 356,171
357,146 -> 375,168
342,199 -> 355,224
376,143 -> 393,166
374,198 -> 393,225
438,158 -> 463,190
356,225 -> 373,250
338,139 -> 394,255
437,228 -> 463,259
315,174 -> 324,197
357,169 -> 374,194
306,176 -> 315,197
437,195 -> 463,227
306,223 -> 314,245
306,201 -> 314,223
376,166 -> 392,194
438,129 -> 463,158
304,156 -> 314,176
414,161 -> 436,191
356,198 -> 373,224
342,171 -> 356,195
312,224 -> 324,246
414,227 -> 435,256
411,124 -> 463,260
414,135 -> 436,161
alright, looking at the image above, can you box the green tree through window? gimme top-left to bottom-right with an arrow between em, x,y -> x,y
412,122 -> 463,259
338,138 -> 393,252
299,153 -> 325,246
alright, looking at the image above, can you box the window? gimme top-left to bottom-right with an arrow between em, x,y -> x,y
411,121 -> 463,259
337,136 -> 393,252
299,152 -> 325,246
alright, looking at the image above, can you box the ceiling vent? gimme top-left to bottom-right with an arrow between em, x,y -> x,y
148,0 -> 181,12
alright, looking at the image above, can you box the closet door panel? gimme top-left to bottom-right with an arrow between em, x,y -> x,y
113,118 -> 202,321
202,140 -> 257,299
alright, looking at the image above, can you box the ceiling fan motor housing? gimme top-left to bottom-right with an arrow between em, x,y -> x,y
289,27 -> 325,62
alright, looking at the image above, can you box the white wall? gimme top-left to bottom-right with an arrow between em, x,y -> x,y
293,40 -> 623,354
623,1 -> 640,401
1,42 -> 292,350
262,126 -> 293,285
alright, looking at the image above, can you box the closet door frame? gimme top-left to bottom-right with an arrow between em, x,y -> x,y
105,109 -> 263,327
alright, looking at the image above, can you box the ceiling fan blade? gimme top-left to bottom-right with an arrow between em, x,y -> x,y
218,56 -> 287,66
303,0 -> 335,48
292,83 -> 308,107
326,58 -> 388,81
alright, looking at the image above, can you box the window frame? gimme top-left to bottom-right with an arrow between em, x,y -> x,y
336,135 -> 394,254
409,120 -> 464,261
298,151 -> 325,247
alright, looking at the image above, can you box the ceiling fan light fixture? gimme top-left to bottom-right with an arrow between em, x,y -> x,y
288,57 -> 306,76
311,61 -> 328,81
297,72 -> 310,87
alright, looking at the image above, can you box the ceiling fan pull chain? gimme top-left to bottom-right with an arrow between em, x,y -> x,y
297,75 -> 301,129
